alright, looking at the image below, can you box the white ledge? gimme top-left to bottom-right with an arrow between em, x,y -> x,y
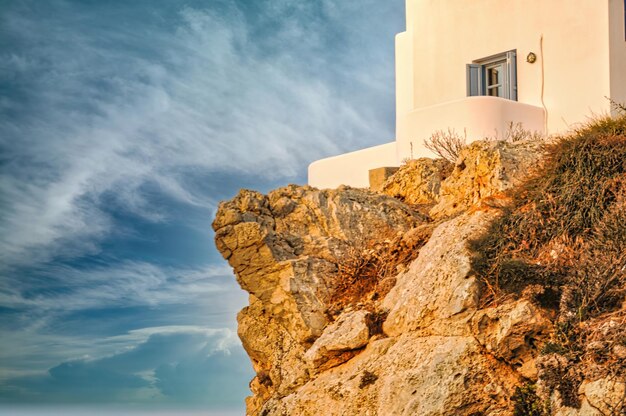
308,142 -> 397,189
397,96 -> 546,160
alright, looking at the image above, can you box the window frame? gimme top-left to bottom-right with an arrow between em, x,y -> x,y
467,50 -> 517,101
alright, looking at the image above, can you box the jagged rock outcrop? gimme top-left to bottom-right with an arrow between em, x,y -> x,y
381,157 -> 452,206
303,310 -> 371,371
213,185 -> 425,414
382,210 -> 496,337
429,139 -> 543,218
249,210 -> 552,415
213,137 -> 625,415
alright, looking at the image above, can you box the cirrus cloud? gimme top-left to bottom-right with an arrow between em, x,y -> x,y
0,0 -> 403,410
0,0 -> 402,269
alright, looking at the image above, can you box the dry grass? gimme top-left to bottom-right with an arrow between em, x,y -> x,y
471,115 -> 626,301
470,113 -> 626,408
327,225 -> 434,318
496,121 -> 545,143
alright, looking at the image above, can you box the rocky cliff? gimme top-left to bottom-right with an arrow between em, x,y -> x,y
213,117 -> 626,415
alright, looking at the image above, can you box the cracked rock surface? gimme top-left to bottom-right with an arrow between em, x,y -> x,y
213,141 -> 623,415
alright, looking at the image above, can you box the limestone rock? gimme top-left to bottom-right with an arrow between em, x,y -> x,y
472,300 -> 552,379
259,334 -> 520,416
214,137 -> 625,416
304,310 -> 370,370
380,157 -> 453,206
237,206 -> 535,415
582,378 -> 625,415
238,295 -> 310,404
430,139 -> 543,219
550,377 -> 626,416
214,185 -> 423,343
215,187 -> 556,415
213,185 -> 425,412
382,210 -> 498,337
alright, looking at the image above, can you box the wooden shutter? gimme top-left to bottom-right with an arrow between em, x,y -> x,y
466,64 -> 482,96
506,51 -> 518,101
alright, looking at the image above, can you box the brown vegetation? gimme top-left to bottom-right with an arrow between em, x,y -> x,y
327,224 -> 434,318
423,128 -> 467,163
471,113 -> 626,411
498,121 -> 545,143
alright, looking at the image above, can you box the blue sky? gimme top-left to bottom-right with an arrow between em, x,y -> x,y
0,0 -> 404,413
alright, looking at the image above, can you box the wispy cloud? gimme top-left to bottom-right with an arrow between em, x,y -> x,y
0,0 -> 401,269
0,0 -> 403,408
0,262 -> 236,312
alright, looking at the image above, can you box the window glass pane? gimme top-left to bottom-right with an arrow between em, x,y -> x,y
487,66 -> 500,87
485,62 -> 505,97
487,86 -> 502,97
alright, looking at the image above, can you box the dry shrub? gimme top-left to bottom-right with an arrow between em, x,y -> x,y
472,115 -> 626,298
425,122 -> 543,165
327,225 -> 433,317
470,114 -> 626,404
609,98 -> 626,114
579,310 -> 626,379
423,128 -> 466,163
494,121 -> 545,143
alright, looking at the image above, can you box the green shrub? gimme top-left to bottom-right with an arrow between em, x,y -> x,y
512,383 -> 547,416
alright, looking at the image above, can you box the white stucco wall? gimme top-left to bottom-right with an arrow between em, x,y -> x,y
396,97 -> 545,161
309,0 -> 624,189
609,0 -> 626,113
308,142 -> 397,189
397,0 -> 615,140
395,31 -> 414,128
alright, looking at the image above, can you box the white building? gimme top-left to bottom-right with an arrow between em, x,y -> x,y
309,0 -> 626,189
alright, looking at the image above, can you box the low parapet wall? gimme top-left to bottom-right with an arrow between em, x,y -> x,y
308,98 -> 545,189
396,96 -> 546,161
308,142 -> 398,189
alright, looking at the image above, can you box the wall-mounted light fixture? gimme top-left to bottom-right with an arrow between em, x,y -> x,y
526,52 -> 537,63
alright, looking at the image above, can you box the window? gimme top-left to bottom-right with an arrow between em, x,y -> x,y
467,50 -> 517,100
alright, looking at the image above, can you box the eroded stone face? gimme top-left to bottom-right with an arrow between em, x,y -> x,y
303,310 -> 371,370
472,300 -> 553,379
212,143 -> 623,415
429,139 -> 543,219
213,185 -> 425,414
260,334 -> 521,416
214,185 -> 425,342
381,157 -> 452,206
377,140 -> 542,220
214,188 -> 556,415
213,183 -> 554,415
382,210 -> 496,337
